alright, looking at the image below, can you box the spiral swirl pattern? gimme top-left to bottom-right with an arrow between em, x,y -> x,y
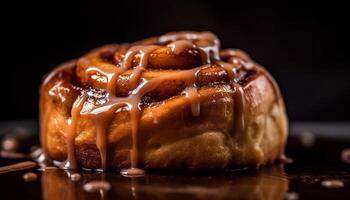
40,31 -> 287,173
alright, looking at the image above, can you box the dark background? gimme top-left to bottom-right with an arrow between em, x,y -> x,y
2,0 -> 349,121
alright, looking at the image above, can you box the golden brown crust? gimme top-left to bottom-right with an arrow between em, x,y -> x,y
40,61 -> 288,170
40,32 -> 288,171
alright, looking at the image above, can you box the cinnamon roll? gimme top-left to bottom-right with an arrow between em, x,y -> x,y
40,31 -> 288,173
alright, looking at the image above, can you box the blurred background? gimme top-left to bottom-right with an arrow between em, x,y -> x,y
2,0 -> 349,121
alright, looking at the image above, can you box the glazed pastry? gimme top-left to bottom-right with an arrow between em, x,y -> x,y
40,31 -> 288,173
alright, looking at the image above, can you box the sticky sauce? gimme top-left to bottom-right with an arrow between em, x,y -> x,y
63,96 -> 87,169
182,86 -> 200,116
40,31 -> 281,173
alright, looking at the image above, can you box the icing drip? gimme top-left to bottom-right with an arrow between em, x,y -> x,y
86,66 -> 203,173
182,86 -> 201,116
63,95 -> 87,169
232,82 -> 245,133
218,61 -> 246,134
83,36 -> 218,172
93,109 -> 114,170
129,96 -> 142,171
41,31 -> 273,173
86,45 -> 160,171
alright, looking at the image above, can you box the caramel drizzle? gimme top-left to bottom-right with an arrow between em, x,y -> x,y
182,86 -> 200,117
44,32 -> 266,173
87,65 -> 203,172
63,95 -> 87,169
218,61 -> 245,133
84,32 -> 223,173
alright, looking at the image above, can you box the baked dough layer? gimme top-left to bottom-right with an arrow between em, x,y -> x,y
40,61 -> 288,170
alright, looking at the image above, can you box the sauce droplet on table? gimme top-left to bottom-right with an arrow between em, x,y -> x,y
23,172 -> 38,182
83,181 -> 111,192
